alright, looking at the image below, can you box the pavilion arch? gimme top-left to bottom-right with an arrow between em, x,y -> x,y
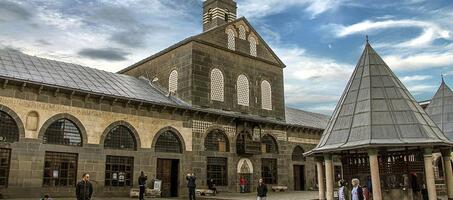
0,104 -> 25,142
38,113 -> 87,146
261,134 -> 279,154
152,126 -> 186,153
100,120 -> 141,150
203,126 -> 230,152
292,145 -> 306,162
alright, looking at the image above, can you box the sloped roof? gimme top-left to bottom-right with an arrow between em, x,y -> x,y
425,79 -> 453,140
310,42 -> 452,154
286,107 -> 330,130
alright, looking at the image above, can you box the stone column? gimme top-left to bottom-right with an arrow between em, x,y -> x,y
316,158 -> 326,200
324,154 -> 334,200
441,149 -> 453,200
424,148 -> 437,200
368,149 -> 382,200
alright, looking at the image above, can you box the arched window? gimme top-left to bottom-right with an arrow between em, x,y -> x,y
43,118 -> 82,146
0,110 -> 19,143
237,74 -> 249,106
210,68 -> 224,102
169,70 -> 178,93
104,125 -> 137,150
239,25 -> 246,40
261,134 -> 278,154
155,130 -> 182,153
205,129 -> 229,152
227,29 -> 235,50
292,146 -> 305,161
249,36 -> 257,56
261,80 -> 272,110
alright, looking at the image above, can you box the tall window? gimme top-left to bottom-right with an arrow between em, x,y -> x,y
43,118 -> 82,146
105,156 -> 134,187
224,9 -> 229,22
261,80 -> 272,110
261,135 -> 278,154
210,68 -> 224,102
104,125 -> 136,150
249,36 -> 257,56
207,157 -> 228,186
0,110 -> 19,143
0,149 -> 11,188
43,152 -> 78,187
205,129 -> 229,152
169,70 -> 178,93
155,131 -> 182,153
237,74 -> 249,106
292,146 -> 305,161
227,29 -> 235,50
261,158 -> 277,184
238,25 -> 246,40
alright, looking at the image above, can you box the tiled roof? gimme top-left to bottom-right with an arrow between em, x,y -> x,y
285,107 -> 330,130
310,42 -> 452,154
426,79 -> 453,140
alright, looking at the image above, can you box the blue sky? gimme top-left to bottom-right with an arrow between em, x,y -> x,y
0,0 -> 452,114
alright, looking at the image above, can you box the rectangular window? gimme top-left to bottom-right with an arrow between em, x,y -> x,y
105,155 -> 134,187
0,148 -> 11,188
43,152 -> 78,187
261,158 -> 277,184
207,157 -> 228,186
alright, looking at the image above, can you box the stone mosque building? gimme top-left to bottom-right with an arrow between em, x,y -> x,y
0,0 -> 331,198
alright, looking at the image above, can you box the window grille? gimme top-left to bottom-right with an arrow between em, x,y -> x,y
104,125 -> 136,150
0,111 -> 19,143
43,152 -> 78,187
155,131 -> 182,153
261,135 -> 278,154
105,155 -> 134,187
207,157 -> 228,186
239,25 -> 246,40
205,129 -> 229,152
237,75 -> 249,106
168,70 -> 178,93
292,146 -> 305,161
210,68 -> 224,102
261,158 -> 277,184
43,118 -> 82,146
249,36 -> 257,56
227,29 -> 235,50
0,148 -> 11,188
261,80 -> 272,110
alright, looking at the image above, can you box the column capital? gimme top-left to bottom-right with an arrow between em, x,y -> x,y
323,154 -> 333,160
423,148 -> 433,156
368,149 -> 378,156
315,156 -> 325,162
441,148 -> 452,157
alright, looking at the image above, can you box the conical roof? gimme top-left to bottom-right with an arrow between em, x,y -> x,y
310,42 -> 452,154
426,78 -> 453,140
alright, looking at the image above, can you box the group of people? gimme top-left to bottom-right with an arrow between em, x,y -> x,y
338,178 -> 370,200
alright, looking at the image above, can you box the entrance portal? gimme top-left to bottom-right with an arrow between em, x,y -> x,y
157,158 -> 179,197
237,158 -> 253,193
293,165 -> 305,191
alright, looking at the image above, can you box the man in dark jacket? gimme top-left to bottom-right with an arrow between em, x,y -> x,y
186,173 -> 196,200
138,171 -> 148,200
76,173 -> 93,200
257,178 -> 268,200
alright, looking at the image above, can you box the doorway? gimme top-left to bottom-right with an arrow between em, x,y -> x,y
157,158 -> 179,197
293,165 -> 305,191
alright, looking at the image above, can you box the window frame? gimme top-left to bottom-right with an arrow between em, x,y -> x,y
204,129 -> 229,152
261,158 -> 278,185
261,80 -> 272,110
237,74 -> 250,106
43,118 -> 83,146
0,110 -> 19,143
105,155 -> 134,187
207,157 -> 228,186
210,68 -> 225,102
43,151 -> 78,187
155,131 -> 182,153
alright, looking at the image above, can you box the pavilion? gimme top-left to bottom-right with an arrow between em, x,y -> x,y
306,40 -> 453,200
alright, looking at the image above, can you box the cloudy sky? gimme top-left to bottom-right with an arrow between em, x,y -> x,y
1,0 -> 452,114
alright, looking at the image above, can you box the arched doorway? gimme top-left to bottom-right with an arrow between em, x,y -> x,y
292,146 -> 305,191
237,158 -> 253,193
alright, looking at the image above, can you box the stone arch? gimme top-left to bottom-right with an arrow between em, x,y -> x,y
0,104 -> 25,142
292,145 -> 306,161
100,120 -> 141,150
237,158 -> 254,173
261,133 -> 279,154
152,126 -> 186,153
38,113 -> 88,145
204,126 -> 230,152
26,111 -> 39,131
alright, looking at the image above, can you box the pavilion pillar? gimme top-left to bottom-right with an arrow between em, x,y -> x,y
368,149 -> 382,200
441,149 -> 453,200
316,157 -> 326,200
324,154 -> 334,200
423,148 -> 437,200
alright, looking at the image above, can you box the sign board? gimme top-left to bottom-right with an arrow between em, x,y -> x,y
53,170 -> 59,178
119,172 -> 125,182
154,180 -> 162,191
112,173 -> 118,180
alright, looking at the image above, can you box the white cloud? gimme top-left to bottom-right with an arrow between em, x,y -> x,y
384,52 -> 453,71
406,84 -> 437,95
400,75 -> 432,82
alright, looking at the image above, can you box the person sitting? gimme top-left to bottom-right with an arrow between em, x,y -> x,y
40,194 -> 53,200
207,178 -> 218,195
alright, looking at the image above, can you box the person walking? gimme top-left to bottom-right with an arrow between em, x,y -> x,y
239,176 -> 247,193
256,178 -> 268,200
186,173 -> 196,200
351,178 -> 364,200
76,173 -> 93,200
138,171 -> 148,200
338,180 -> 346,200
